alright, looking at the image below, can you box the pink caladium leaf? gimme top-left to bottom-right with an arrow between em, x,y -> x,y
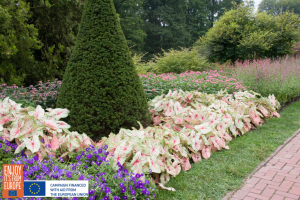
148,156 -> 161,173
180,157 -> 191,171
50,133 -> 59,151
49,108 -> 70,120
191,152 -> 202,163
14,142 -> 26,154
202,146 -> 211,159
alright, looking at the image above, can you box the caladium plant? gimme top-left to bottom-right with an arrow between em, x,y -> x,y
0,97 -> 98,161
103,89 -> 281,185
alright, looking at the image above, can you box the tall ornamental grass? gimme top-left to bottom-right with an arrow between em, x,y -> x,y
228,56 -> 300,104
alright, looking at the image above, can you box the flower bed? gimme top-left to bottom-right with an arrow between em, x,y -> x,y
0,145 -> 156,200
103,89 -> 280,185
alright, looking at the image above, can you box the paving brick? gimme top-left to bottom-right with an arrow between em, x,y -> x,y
261,188 -> 276,197
266,185 -> 289,192
275,191 -> 299,199
265,170 -> 277,178
270,194 -> 285,200
274,162 -> 286,169
259,166 -> 272,173
280,180 -> 294,189
259,179 -> 281,186
281,165 -> 294,172
243,197 -> 255,200
272,175 -> 285,183
249,188 -> 262,194
254,182 -> 268,190
288,186 -> 300,195
247,192 -> 270,200
232,190 -> 248,199
247,177 -> 261,185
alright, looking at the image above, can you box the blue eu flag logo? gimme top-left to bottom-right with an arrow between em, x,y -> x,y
8,190 -> 17,196
24,181 -> 46,196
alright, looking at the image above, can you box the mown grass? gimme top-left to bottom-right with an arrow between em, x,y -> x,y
156,99 -> 300,200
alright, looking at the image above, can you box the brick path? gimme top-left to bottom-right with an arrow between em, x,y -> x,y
223,129 -> 300,200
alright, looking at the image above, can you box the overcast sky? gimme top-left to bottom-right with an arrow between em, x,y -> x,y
253,0 -> 263,10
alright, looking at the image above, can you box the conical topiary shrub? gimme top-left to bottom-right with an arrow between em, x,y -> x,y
56,0 -> 151,139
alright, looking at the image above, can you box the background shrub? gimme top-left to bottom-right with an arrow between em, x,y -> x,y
195,3 -> 300,64
150,48 -> 210,74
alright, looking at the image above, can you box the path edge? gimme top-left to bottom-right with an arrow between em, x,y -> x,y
222,127 -> 300,200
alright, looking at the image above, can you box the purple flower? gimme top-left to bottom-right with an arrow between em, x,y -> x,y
86,154 -> 92,159
114,196 -> 120,200
53,166 -> 59,171
121,187 -> 126,193
76,155 -> 81,160
122,196 -> 128,200
105,187 -> 111,194
27,159 -> 34,165
0,143 -> 2,148
88,189 -> 95,195
98,148 -> 103,154
102,196 -> 109,200
33,165 -> 39,171
131,190 -> 136,196
5,141 -> 10,146
72,166 -> 76,170
33,156 -> 39,161
79,175 -> 85,180
145,180 -> 149,185
81,151 -> 85,156
66,170 -> 73,178
89,196 -> 95,200
16,161 -> 22,164
73,198 -> 78,200
149,169 -> 152,174
135,174 -> 140,178
146,190 -> 150,196
119,183 -> 124,188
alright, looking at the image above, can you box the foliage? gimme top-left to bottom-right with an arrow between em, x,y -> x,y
149,48 -> 209,74
195,3 -> 300,63
0,79 -> 61,109
228,56 -> 300,104
103,89 -> 280,185
22,0 -> 84,86
0,137 -> 26,171
140,70 -> 247,101
259,0 -> 300,16
56,0 -> 151,140
0,0 -> 41,86
0,145 -> 157,200
114,0 -> 146,53
156,97 -> 300,200
0,97 -> 102,160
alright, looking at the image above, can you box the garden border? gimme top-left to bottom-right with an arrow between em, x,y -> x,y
222,127 -> 300,200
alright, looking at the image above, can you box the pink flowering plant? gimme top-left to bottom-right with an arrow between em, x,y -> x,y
0,145 -> 156,200
227,56 -> 300,104
140,70 -> 247,101
103,89 -> 280,186
0,79 -> 61,109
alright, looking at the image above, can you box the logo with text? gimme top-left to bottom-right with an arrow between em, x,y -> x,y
24,181 -> 46,197
2,164 -> 23,198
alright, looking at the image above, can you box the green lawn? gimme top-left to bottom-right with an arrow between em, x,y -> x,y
156,100 -> 300,200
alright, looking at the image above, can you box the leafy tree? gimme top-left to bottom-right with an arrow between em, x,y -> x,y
22,0 -> 84,86
142,0 -> 191,57
195,3 -> 300,63
56,0 -> 151,139
259,0 -> 300,16
114,0 -> 146,53
0,0 -> 41,86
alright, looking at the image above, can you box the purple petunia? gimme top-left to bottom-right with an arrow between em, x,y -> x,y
66,170 -> 73,178
102,196 -> 109,200
53,166 -> 59,171
114,196 -> 120,200
33,156 -> 39,161
122,195 -> 128,200
120,187 -> 126,193
98,148 -> 103,154
131,190 -> 136,196
0,143 -> 2,148
119,183 -> 124,188
104,187 -> 111,194
86,154 -> 92,159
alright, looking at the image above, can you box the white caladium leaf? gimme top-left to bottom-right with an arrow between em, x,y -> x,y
194,123 -> 212,135
49,108 -> 69,120
148,156 -> 161,173
14,142 -> 26,154
23,135 -> 40,153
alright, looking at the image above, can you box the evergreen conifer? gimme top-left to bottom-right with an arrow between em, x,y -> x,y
56,0 -> 151,139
